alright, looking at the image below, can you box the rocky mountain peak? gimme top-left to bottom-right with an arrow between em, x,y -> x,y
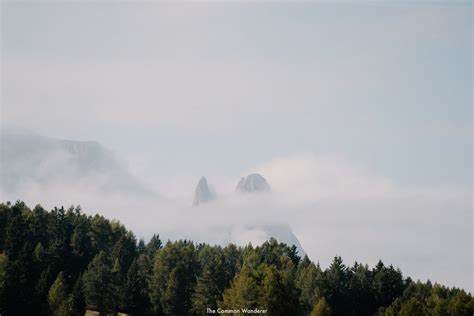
192,176 -> 215,207
236,173 -> 270,193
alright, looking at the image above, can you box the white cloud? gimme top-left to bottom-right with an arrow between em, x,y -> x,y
2,151 -> 471,291
2,57 -> 370,134
1,1 -> 471,292
6,2 -> 457,135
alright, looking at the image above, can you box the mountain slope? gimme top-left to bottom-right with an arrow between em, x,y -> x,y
0,130 -> 152,196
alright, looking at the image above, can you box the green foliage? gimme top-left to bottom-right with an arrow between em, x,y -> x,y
0,253 -> 7,289
82,251 -> 115,313
0,252 -> 8,314
70,274 -> 85,316
0,201 -> 472,316
296,256 -> 323,313
311,297 -> 332,316
220,264 -> 260,309
378,281 -> 474,316
219,239 -> 300,315
150,240 -> 199,315
191,246 -> 233,315
48,272 -> 72,316
399,297 -> 424,316
123,255 -> 151,315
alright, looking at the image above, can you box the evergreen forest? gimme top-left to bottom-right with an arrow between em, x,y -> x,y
0,201 -> 472,316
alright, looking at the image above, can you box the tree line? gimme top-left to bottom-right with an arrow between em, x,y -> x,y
0,201 -> 472,316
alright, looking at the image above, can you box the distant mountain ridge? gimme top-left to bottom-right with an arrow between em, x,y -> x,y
191,173 -> 305,255
0,130 -> 152,196
1,130 -> 305,256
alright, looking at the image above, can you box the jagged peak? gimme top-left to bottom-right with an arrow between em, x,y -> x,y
192,176 -> 215,207
236,173 -> 270,193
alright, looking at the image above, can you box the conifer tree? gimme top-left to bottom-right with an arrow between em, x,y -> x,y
70,274 -> 85,316
399,297 -> 424,316
192,248 -> 228,314
296,256 -> 322,312
48,272 -> 71,316
311,297 -> 332,316
220,264 -> 260,309
123,256 -> 150,315
1,201 -> 473,316
82,251 -> 114,313
150,240 -> 198,315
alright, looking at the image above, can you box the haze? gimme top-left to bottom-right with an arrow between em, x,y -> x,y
1,1 -> 472,291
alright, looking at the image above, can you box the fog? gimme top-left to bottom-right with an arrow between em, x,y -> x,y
1,0 -> 472,294
1,148 -> 471,291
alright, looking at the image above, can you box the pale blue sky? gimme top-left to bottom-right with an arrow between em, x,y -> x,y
2,1 -> 472,186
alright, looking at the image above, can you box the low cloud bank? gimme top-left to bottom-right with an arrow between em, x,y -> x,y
1,152 -> 471,292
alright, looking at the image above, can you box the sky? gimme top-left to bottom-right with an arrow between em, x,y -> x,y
1,1 -> 473,290
2,1 -> 472,185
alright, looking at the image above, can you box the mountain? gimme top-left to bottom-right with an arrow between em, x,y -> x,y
0,130 -> 152,196
192,176 -> 215,207
233,174 -> 304,254
188,173 -> 304,254
236,173 -> 271,193
233,224 -> 306,257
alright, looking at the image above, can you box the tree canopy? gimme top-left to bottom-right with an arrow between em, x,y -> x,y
0,201 -> 472,316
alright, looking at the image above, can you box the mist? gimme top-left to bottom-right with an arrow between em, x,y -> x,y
1,0 -> 472,297
1,144 -> 471,292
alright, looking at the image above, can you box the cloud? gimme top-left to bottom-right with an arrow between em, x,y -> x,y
251,153 -> 397,203
1,151 -> 471,291
1,56 -> 371,134
5,2 -> 467,136
1,1 -> 471,292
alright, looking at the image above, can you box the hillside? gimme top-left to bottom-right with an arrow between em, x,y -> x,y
0,201 -> 472,316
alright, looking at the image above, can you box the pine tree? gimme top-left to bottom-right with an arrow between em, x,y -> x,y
161,269 -> 182,315
138,238 -> 146,254
311,297 -> 332,316
0,252 -> 8,315
82,251 -> 114,313
296,256 -> 322,313
220,265 -> 260,309
48,272 -> 71,316
123,256 -> 150,315
150,240 -> 198,315
34,265 -> 54,315
191,249 -> 228,314
146,234 -> 162,259
447,290 -> 474,316
399,297 -> 425,316
70,274 -> 85,316
349,262 -> 374,315
70,220 -> 92,272
372,262 -> 405,308
1,201 -> 474,316
320,256 -> 351,316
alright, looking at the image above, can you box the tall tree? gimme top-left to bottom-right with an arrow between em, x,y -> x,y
296,256 -> 323,313
48,272 -> 71,316
399,297 -> 425,316
220,264 -> 260,309
192,247 -> 229,314
82,251 -> 114,313
150,240 -> 198,315
320,256 -> 351,316
122,256 -> 151,315
311,297 -> 332,316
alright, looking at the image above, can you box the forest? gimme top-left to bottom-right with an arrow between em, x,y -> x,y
0,201 -> 472,316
